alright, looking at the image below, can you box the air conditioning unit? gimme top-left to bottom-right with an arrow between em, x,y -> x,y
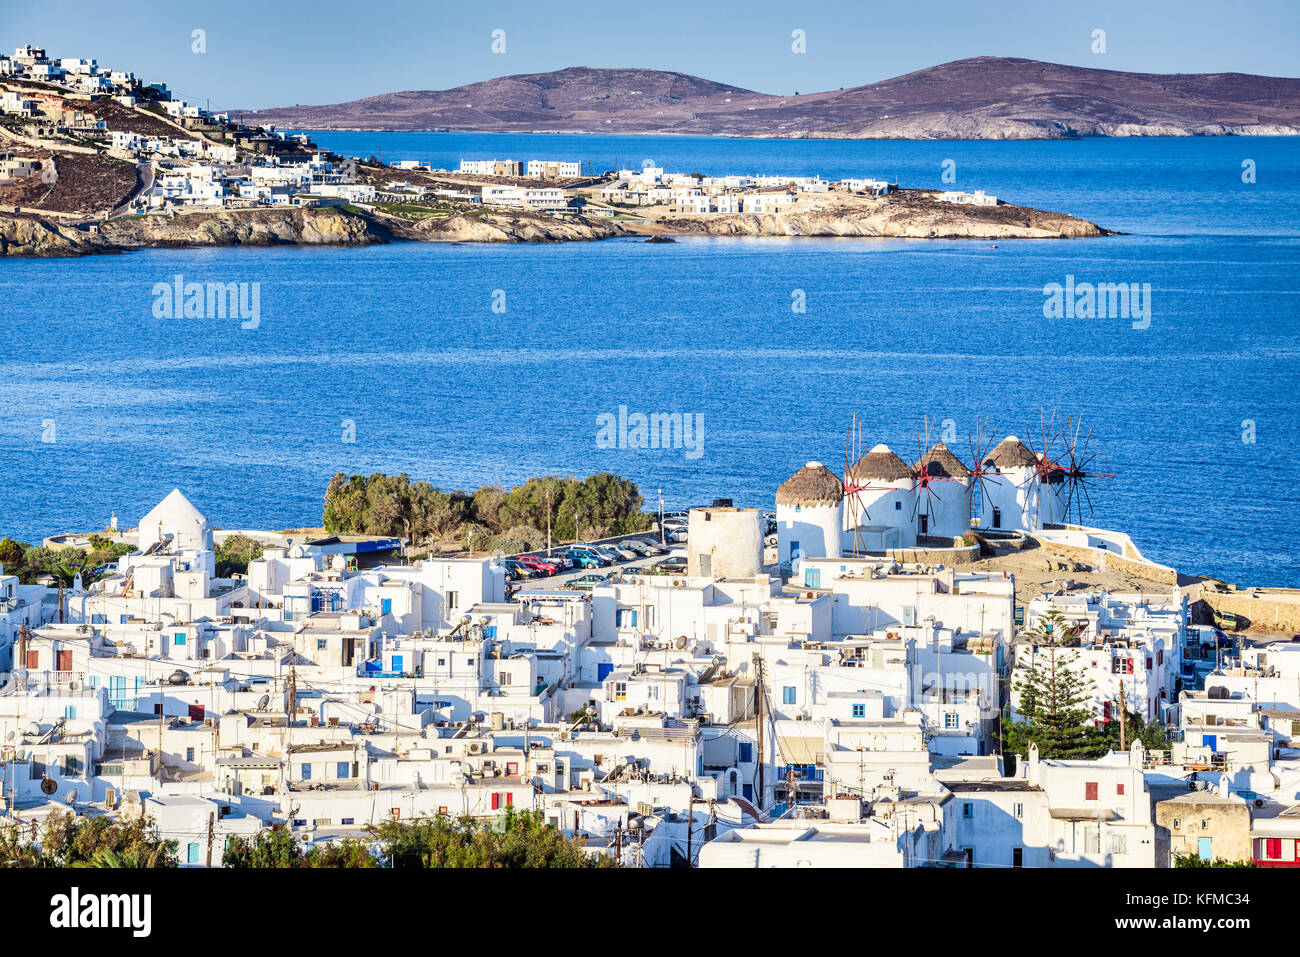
467,742 -> 481,754
68,679 -> 82,692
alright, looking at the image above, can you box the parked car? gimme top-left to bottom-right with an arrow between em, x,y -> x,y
565,548 -> 603,568
628,538 -> 667,555
666,528 -> 688,544
518,555 -> 562,575
567,546 -> 610,566
543,552 -> 575,570
502,559 -> 536,579
604,543 -> 639,561
568,574 -> 609,592
657,556 -> 687,573
620,539 -> 656,556
584,545 -> 623,563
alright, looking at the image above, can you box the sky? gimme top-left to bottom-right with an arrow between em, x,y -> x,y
3,0 -> 1297,109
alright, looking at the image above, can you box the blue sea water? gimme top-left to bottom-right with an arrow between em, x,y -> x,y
1,134 -> 1297,587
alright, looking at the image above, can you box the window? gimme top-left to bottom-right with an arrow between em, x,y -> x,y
944,712 -> 959,729
317,639 -> 328,650
738,743 -> 753,763
301,764 -> 312,780
186,748 -> 195,763
803,568 -> 821,588
894,501 -> 901,511
613,682 -> 627,702
63,705 -> 77,721
1013,803 -> 1023,819
1117,783 -> 1125,796
1108,834 -> 1127,855
852,703 -> 866,718
337,761 -> 350,778
187,843 -> 200,864
64,755 -> 80,776
1265,838 -> 1282,860
1146,657 -> 1153,671
783,686 -> 796,705
1085,782 -> 1098,801
962,802 -> 973,819
446,591 -> 458,610
500,672 -> 512,686
1012,847 -> 1023,868
174,632 -> 186,645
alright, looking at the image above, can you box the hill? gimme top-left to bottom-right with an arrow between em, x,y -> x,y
231,57 -> 1300,139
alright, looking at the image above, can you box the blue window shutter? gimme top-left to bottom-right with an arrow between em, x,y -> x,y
381,598 -> 393,615
783,686 -> 796,705
337,761 -> 349,778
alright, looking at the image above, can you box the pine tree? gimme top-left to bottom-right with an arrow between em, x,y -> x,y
1004,608 -> 1107,759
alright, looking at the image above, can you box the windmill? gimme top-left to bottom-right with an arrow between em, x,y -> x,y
965,415 -> 999,526
1020,406 -> 1066,527
910,415 -> 966,537
842,415 -> 912,555
1057,415 -> 1116,524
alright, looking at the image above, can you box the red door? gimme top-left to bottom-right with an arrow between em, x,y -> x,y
188,704 -> 205,721
25,650 -> 38,670
56,650 -> 72,672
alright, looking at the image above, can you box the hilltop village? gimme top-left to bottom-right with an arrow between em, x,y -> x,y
3,425 -> 1299,869
0,44 -> 1107,256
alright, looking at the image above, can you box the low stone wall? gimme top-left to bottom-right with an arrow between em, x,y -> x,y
1196,588 -> 1300,635
881,543 -> 981,566
1027,534 -> 1178,586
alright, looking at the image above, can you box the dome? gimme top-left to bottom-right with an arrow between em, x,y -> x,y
137,489 -> 211,551
848,444 -> 912,483
914,441 -> 971,479
983,436 -> 1038,470
776,462 -> 844,507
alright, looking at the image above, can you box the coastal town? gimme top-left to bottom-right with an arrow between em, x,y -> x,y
0,43 -> 1101,256
2,417 -> 1298,870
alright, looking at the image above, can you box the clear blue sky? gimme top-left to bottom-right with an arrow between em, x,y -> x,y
3,0 -> 1297,109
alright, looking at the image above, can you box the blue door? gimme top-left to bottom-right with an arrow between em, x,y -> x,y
804,568 -> 821,588
1198,837 -> 1213,860
392,654 -> 403,674
597,663 -> 614,681
1203,734 -> 1217,752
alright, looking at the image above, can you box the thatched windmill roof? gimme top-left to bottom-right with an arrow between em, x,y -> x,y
777,462 -> 844,507
984,436 -> 1038,470
848,444 -> 912,483
915,441 -> 971,479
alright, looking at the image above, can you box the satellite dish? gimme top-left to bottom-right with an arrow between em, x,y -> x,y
24,722 -> 41,738
40,777 -> 57,796
4,730 -> 13,742
65,788 -> 79,805
675,636 -> 688,650
257,694 -> 271,711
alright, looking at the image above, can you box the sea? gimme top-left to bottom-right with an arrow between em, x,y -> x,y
1,133 -> 1297,587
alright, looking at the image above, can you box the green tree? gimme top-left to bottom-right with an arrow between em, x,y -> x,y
1003,609 -> 1108,759
0,536 -> 28,569
368,808 -> 611,868
0,812 -> 177,867
1173,852 -> 1257,868
223,827 -> 376,868
215,533 -> 265,577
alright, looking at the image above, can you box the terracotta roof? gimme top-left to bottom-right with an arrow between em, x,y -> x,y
915,441 -> 971,479
984,436 -> 1038,470
848,444 -> 912,483
776,462 -> 844,507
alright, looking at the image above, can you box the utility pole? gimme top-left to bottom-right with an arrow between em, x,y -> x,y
685,793 -> 695,867
545,487 -> 552,558
658,489 -> 664,546
755,655 -> 765,811
1119,680 -> 1128,752
205,810 -> 215,867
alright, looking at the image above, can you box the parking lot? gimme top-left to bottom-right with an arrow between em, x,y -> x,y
506,526 -> 686,595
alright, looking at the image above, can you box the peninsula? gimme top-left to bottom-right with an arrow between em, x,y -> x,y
0,44 -> 1108,257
